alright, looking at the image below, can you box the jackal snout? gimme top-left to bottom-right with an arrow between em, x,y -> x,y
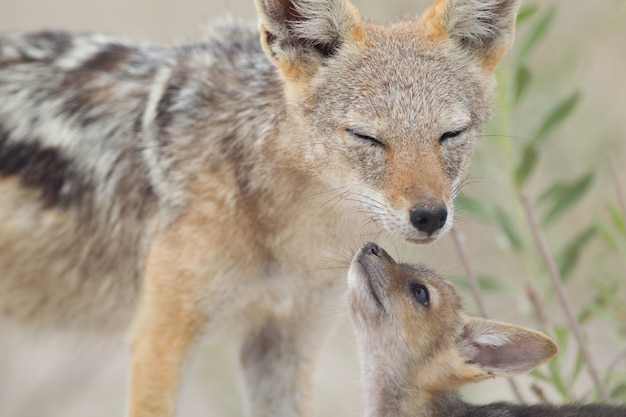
409,200 -> 448,236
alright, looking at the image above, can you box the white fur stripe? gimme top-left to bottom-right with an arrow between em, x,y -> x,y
142,66 -> 172,134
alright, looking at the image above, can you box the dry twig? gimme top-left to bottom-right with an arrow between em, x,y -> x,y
519,192 -> 611,402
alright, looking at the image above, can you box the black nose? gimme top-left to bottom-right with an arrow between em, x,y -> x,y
409,204 -> 448,236
363,242 -> 382,257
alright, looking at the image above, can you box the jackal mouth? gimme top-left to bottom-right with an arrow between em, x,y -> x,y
406,236 -> 437,245
361,266 -> 385,311
351,245 -> 387,311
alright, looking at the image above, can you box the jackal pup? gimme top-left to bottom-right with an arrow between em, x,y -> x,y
0,0 -> 520,415
348,242 -> 626,417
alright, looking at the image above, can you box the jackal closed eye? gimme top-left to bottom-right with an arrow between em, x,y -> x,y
346,128 -> 385,147
409,281 -> 430,307
439,129 -> 466,143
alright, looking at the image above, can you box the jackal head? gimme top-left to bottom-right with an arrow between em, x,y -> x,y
255,0 -> 520,243
348,243 -> 557,398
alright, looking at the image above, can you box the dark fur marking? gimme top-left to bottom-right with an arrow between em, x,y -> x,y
61,90 -> 95,121
26,31 -> 73,57
0,126 -> 92,208
466,402 -> 626,417
55,70 -> 92,110
240,318 -> 283,368
56,71 -> 107,126
0,31 -> 73,67
81,43 -> 133,72
105,147 -> 156,210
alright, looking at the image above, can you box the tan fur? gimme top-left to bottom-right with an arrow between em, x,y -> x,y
348,243 -> 559,417
421,0 -> 449,42
129,226 -> 206,417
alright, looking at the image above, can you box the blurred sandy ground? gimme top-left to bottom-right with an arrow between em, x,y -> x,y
0,0 -> 625,416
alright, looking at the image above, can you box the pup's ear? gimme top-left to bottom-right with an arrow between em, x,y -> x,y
254,0 -> 362,81
456,315 -> 558,381
421,0 -> 521,70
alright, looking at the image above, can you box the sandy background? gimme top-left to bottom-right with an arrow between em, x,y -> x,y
1,0 -> 625,416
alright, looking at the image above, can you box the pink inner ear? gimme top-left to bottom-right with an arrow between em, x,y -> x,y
470,342 -> 518,369
468,337 -> 552,374
263,0 -> 303,26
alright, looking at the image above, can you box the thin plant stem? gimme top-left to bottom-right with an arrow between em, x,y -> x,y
452,229 -> 526,404
519,192 -> 611,402
452,229 -> 490,317
525,284 -> 549,328
530,383 -> 550,404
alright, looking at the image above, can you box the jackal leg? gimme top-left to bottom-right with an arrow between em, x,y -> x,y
127,234 -> 204,417
239,314 -> 326,417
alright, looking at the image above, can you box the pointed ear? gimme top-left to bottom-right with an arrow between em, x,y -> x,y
254,0 -> 363,81
458,316 -> 558,379
421,0 -> 521,70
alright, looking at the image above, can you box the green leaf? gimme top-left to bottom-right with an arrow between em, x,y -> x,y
477,274 -> 506,292
608,203 -> 626,235
533,91 -> 581,143
548,349 -> 570,399
547,324 -> 573,401
454,196 -> 493,223
515,143 -> 538,187
538,172 -> 594,226
556,226 -> 595,280
569,349 -> 585,387
529,369 -> 550,383
577,293 -> 598,324
516,4 -> 540,25
578,282 -> 621,324
494,206 -> 523,251
594,221 -> 618,251
446,274 -> 469,290
611,382 -> 626,401
514,65 -> 533,103
577,306 -> 594,324
553,324 -> 569,347
518,6 -> 557,63
446,274 -> 506,294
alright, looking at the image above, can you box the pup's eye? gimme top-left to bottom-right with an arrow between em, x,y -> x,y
346,128 -> 384,147
439,129 -> 465,143
410,282 -> 430,307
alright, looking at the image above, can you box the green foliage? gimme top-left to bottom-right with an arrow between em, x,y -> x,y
537,172 -> 594,226
493,206 -> 523,251
515,143 -> 538,187
518,6 -> 556,64
515,4 -> 539,25
454,196 -> 493,223
455,1 -> 625,405
556,226 -> 595,280
448,273 -> 507,293
513,65 -> 532,103
530,324 -> 586,402
532,91 -> 581,144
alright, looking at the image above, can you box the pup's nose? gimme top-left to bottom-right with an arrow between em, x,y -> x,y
363,242 -> 382,257
409,203 -> 448,236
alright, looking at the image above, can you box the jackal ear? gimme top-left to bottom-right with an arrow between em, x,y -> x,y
255,0 -> 362,81
421,0 -> 521,70
457,316 -> 558,379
